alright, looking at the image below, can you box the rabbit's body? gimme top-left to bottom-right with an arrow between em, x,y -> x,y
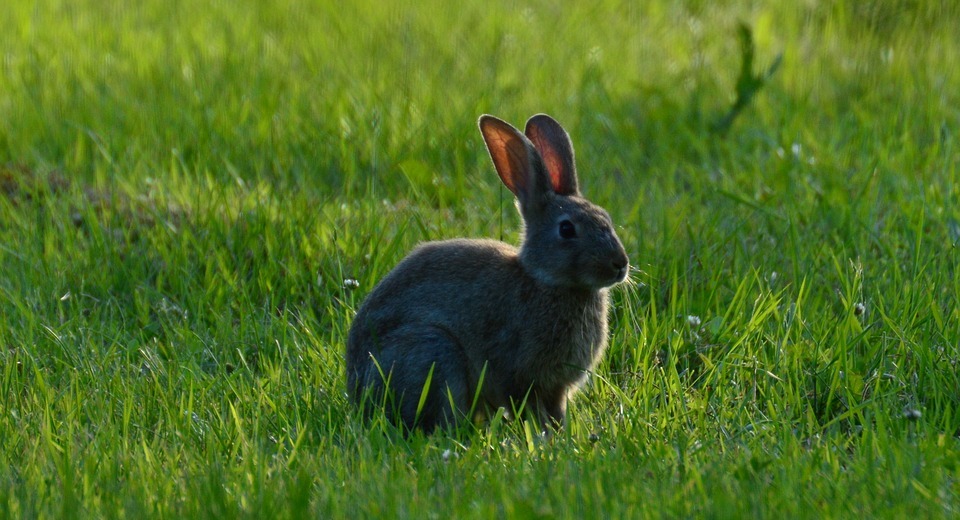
347,114 -> 628,432
348,238 -> 610,428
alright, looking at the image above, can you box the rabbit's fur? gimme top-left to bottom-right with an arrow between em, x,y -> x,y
346,114 -> 629,433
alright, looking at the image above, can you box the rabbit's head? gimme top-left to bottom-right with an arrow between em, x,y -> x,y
479,114 -> 629,290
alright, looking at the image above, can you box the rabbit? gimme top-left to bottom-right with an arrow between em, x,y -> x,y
346,113 -> 629,433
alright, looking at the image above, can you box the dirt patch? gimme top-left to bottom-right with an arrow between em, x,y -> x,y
1,163 -> 71,205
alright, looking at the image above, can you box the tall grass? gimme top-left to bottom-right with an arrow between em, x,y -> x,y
1,0 -> 959,517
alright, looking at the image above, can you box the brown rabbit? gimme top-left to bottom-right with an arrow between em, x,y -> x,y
346,114 -> 629,433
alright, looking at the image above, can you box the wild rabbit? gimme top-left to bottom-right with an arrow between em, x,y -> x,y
346,113 -> 629,433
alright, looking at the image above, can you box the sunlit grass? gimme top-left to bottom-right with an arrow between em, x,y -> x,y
1,0 -> 959,517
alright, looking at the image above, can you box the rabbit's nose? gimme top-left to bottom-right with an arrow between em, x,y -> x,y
609,256 -> 629,284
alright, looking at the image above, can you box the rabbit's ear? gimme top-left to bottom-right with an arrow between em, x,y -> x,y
479,115 -> 534,198
524,114 -> 579,196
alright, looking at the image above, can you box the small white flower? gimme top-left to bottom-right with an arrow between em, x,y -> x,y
687,315 -> 701,328
903,408 -> 921,421
441,449 -> 458,462
343,278 -> 360,290
854,302 -> 866,317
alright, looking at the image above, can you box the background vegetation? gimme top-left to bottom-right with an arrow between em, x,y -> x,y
1,0 -> 958,517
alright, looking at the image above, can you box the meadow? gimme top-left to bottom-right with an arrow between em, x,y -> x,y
1,0 -> 959,517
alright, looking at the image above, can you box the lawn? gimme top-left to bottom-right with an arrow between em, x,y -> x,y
1,0 -> 959,517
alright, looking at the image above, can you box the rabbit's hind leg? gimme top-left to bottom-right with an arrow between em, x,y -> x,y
378,325 -> 471,433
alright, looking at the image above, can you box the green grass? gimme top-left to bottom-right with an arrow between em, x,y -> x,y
2,0 -> 959,517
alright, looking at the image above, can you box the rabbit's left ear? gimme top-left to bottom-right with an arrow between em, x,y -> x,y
479,115 -> 536,201
524,114 -> 579,196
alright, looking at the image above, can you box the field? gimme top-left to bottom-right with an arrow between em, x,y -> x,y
2,0 -> 959,517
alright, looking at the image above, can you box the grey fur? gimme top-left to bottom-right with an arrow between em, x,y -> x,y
346,114 -> 629,433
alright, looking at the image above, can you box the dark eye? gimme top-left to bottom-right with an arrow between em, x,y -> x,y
559,220 -> 577,239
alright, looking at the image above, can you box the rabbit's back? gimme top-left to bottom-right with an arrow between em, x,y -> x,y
347,238 -> 521,372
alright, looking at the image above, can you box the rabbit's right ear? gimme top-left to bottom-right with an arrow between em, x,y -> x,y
479,115 -> 535,200
524,114 -> 578,196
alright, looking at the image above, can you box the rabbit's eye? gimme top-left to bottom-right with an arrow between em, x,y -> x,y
559,220 -> 577,239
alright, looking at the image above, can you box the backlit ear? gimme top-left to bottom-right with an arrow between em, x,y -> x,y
478,115 -> 532,198
524,114 -> 579,196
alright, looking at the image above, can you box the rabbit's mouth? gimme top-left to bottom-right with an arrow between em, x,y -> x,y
584,262 -> 629,288
612,265 -> 629,284
602,253 -> 630,286
603,266 -> 630,286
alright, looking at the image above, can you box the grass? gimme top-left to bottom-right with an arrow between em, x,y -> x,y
2,0 -> 959,517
